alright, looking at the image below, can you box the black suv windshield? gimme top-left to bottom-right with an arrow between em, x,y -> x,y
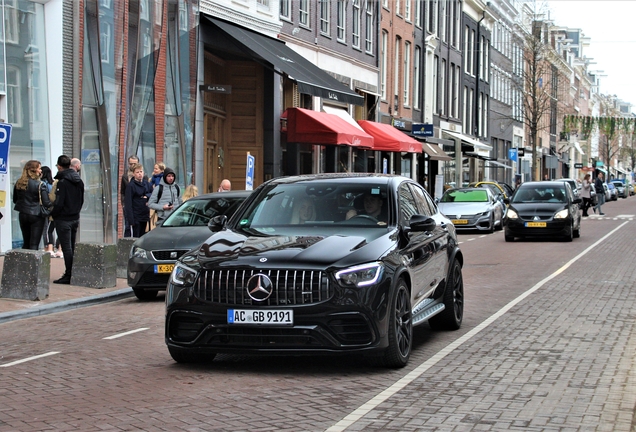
235,182 -> 390,234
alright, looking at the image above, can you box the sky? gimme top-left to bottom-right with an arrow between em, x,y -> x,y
544,1 -> 636,110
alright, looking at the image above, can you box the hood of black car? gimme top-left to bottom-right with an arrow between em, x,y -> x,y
196,229 -> 395,269
510,202 -> 568,217
134,226 -> 212,252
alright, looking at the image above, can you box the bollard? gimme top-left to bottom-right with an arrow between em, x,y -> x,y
1,249 -> 50,300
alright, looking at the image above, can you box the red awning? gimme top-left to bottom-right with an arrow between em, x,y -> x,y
282,108 -> 373,148
357,120 -> 423,153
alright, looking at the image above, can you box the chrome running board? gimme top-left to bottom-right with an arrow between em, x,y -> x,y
412,300 -> 445,325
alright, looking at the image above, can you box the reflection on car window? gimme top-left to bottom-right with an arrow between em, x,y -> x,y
442,189 -> 488,203
163,197 -> 245,227
236,183 -> 390,231
512,186 -> 567,203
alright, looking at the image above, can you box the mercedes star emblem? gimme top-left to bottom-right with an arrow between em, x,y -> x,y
246,273 -> 274,301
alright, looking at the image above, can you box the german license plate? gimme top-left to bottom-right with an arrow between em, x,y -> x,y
525,222 -> 547,227
154,264 -> 175,274
452,219 -> 469,225
228,309 -> 294,325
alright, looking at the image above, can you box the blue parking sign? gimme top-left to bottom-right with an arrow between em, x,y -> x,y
508,148 -> 518,162
246,153 -> 255,191
0,123 -> 12,174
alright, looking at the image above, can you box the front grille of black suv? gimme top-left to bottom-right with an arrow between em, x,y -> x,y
194,269 -> 333,306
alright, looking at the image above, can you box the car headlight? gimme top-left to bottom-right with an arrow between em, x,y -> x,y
130,245 -> 148,259
506,209 -> 518,219
335,262 -> 383,288
554,209 -> 569,219
170,262 -> 198,286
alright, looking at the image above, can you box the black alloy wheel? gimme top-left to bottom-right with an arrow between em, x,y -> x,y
429,259 -> 464,331
382,279 -> 412,368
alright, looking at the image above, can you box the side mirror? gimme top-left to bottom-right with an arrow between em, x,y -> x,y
208,214 -> 227,232
409,214 -> 437,232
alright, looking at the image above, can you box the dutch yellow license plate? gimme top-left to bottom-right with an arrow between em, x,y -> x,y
155,264 -> 175,274
525,222 -> 547,228
452,219 -> 469,225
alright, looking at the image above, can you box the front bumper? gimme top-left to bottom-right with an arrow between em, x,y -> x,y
505,218 -> 572,238
165,277 -> 393,355
128,258 -> 176,290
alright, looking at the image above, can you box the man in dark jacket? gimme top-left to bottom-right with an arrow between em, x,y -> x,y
594,172 -> 605,216
50,155 -> 85,284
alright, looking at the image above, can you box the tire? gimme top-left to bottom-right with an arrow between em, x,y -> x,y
504,234 -> 514,242
378,279 -> 412,368
495,212 -> 504,231
486,215 -> 495,233
564,224 -> 573,242
429,260 -> 464,331
573,219 -> 581,238
133,288 -> 158,301
168,346 -> 215,364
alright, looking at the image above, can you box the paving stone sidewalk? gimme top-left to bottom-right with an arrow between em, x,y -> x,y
340,230 -> 636,431
0,254 -> 132,323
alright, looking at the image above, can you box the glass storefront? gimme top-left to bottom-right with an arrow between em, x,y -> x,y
6,1 -> 50,248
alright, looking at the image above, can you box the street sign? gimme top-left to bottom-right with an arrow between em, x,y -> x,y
574,163 -> 583,169
412,123 -> 434,136
517,148 -> 525,157
508,148 -> 518,162
0,123 -> 12,174
245,152 -> 255,191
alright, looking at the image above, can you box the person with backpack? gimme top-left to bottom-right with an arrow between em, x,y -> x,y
148,167 -> 181,223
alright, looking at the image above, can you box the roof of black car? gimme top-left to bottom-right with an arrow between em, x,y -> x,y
267,173 -> 408,185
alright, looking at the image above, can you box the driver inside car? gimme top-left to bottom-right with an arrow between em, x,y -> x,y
346,193 -> 384,221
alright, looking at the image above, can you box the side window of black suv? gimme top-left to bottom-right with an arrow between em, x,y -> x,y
398,183 -> 419,224
409,183 -> 435,217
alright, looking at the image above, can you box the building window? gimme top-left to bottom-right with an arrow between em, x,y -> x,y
320,0 -> 330,35
5,0 -> 19,44
440,59 -> 446,115
433,55 -> 438,114
415,0 -> 422,27
405,0 -> 411,21
427,0 -> 438,35
337,0 -> 346,41
280,0 -> 291,20
462,86 -> 467,129
100,23 -> 111,64
7,66 -> 22,127
300,0 -> 309,27
403,41 -> 411,106
365,5 -> 373,52
352,0 -> 360,48
381,31 -> 388,100
394,37 -> 401,110
463,26 -> 469,72
257,0 -> 270,8
414,46 -> 421,109
440,1 -> 447,43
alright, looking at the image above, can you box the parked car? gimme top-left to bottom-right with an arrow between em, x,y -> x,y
165,174 -> 465,368
611,180 -> 628,199
606,182 -> 618,201
556,178 -> 580,198
603,183 -> 611,201
629,183 -> 635,196
468,181 -> 509,215
504,181 -> 582,242
438,187 -> 504,233
128,191 -> 251,300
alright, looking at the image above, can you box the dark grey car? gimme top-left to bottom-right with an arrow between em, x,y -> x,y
127,191 -> 251,300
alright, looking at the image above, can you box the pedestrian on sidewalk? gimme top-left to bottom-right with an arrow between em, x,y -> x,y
13,160 -> 53,250
50,155 -> 85,284
594,172 -> 606,216
580,173 -> 592,217
148,167 -> 181,223
124,163 -> 152,237
40,166 -> 56,255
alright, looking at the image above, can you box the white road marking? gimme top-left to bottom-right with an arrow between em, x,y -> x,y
103,328 -> 149,340
325,221 -> 630,432
0,351 -> 60,368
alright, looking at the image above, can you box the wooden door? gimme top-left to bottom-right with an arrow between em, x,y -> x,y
204,112 -> 227,193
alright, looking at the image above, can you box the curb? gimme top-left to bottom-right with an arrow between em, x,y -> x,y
0,288 -> 135,325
